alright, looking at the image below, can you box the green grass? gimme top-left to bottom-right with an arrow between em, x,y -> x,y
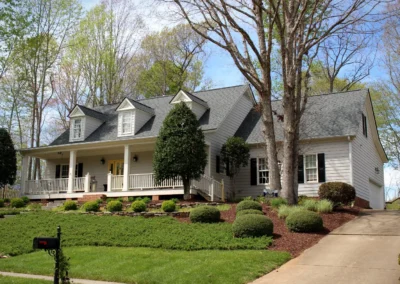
0,211 -> 272,256
0,275 -> 51,284
0,247 -> 290,284
386,203 -> 400,210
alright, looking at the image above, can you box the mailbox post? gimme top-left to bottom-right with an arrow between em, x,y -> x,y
33,226 -> 62,284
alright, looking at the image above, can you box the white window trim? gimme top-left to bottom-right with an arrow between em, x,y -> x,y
257,157 -> 269,185
73,119 -> 82,139
70,117 -> 85,141
304,153 -> 319,183
121,112 -> 132,135
58,164 -> 79,179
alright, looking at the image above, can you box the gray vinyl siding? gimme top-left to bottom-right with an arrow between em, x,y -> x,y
84,116 -> 103,139
235,140 -> 351,198
351,103 -> 384,204
190,101 -> 207,120
134,109 -> 153,134
205,90 -> 254,195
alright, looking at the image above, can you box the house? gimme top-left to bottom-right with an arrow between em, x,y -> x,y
20,85 -> 387,209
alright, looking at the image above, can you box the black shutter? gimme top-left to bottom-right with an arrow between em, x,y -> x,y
250,158 -> 257,185
77,163 -> 83,178
216,155 -> 220,173
318,153 -> 326,183
364,115 -> 368,137
55,165 -> 61,179
298,155 -> 304,184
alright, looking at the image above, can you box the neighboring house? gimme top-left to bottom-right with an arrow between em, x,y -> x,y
20,85 -> 387,209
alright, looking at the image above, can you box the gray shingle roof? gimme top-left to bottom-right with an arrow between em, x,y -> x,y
74,105 -> 107,121
182,90 -> 209,108
235,89 -> 368,144
124,98 -> 155,115
50,85 -> 250,146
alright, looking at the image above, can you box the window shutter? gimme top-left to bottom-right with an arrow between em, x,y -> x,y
216,155 -> 220,173
318,153 -> 326,183
77,163 -> 83,178
364,115 -> 368,137
55,165 -> 61,179
298,155 -> 304,184
250,158 -> 257,185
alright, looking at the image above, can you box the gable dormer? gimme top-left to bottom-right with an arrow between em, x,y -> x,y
68,105 -> 105,142
116,98 -> 154,137
170,90 -> 209,119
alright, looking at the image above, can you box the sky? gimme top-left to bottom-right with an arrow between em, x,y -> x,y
81,0 -> 399,198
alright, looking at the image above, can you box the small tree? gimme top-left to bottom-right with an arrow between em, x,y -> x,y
0,128 -> 17,198
153,102 -> 207,200
221,137 -> 250,199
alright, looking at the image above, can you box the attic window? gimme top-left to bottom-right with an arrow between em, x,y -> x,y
73,119 -> 82,139
362,113 -> 368,137
122,112 -> 132,134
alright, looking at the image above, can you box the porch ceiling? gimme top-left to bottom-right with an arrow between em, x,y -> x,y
24,142 -> 155,159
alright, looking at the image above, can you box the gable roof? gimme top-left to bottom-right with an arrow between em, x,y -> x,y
69,105 -> 107,121
50,85 -> 250,146
116,97 -> 155,115
235,89 -> 369,143
170,90 -> 209,108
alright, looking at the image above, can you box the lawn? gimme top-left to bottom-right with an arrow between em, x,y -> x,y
0,275 -> 51,284
0,247 -> 290,284
0,211 -> 272,256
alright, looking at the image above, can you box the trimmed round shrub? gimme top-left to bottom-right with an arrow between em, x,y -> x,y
233,214 -> 274,238
303,199 -> 318,211
316,199 -> 333,213
0,199 -> 4,208
190,206 -> 220,223
82,201 -> 99,212
236,209 -> 264,217
318,182 -> 355,205
236,200 -> 262,213
286,210 -> 323,232
21,196 -> 30,204
107,200 -> 123,212
161,200 -> 176,212
131,200 -> 146,212
63,200 -> 78,211
270,197 -> 288,209
10,198 -> 25,208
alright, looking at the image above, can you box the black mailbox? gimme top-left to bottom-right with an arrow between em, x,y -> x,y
33,237 -> 60,250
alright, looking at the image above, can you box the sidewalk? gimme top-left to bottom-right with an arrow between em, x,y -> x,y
0,271 -> 124,284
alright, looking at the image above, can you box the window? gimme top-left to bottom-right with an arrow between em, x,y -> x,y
73,119 -> 82,139
362,113 -> 368,137
61,165 -> 69,178
305,154 -> 318,182
122,112 -> 132,134
258,158 -> 269,184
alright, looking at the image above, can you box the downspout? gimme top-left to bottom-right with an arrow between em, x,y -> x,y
348,136 -> 353,185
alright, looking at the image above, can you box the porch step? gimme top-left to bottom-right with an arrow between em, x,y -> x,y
197,189 -> 211,201
78,194 -> 106,203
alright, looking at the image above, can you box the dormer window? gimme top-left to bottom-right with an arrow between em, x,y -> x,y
73,119 -> 82,139
122,112 -> 132,134
170,90 -> 209,119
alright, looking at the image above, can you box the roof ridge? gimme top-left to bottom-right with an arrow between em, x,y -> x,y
270,89 -> 367,102
193,84 -> 248,94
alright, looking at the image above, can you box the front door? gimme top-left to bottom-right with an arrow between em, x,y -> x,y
108,160 -> 124,175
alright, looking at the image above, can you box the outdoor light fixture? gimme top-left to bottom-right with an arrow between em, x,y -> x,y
100,158 -> 105,165
375,167 -> 380,174
133,155 -> 138,162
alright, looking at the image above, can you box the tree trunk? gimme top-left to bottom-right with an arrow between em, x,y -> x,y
260,97 -> 281,192
183,178 -> 191,200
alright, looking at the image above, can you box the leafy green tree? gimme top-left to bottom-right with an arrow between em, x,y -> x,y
0,128 -> 16,198
221,137 -> 250,199
153,102 -> 207,200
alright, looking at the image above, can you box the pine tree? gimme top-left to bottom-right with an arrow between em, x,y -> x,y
0,128 -> 17,198
153,102 -> 207,200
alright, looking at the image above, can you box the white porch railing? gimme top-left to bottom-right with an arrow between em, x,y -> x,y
191,175 -> 224,201
111,175 -> 123,191
128,173 -> 183,190
24,177 -> 88,195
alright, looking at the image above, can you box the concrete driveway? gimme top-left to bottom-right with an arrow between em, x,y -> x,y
251,210 -> 400,284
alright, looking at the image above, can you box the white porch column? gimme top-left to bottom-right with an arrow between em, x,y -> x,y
20,155 -> 29,194
123,145 -> 131,191
107,172 -> 112,192
84,173 -> 91,193
67,150 -> 77,193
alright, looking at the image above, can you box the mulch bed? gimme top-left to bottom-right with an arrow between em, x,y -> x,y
175,203 -> 360,257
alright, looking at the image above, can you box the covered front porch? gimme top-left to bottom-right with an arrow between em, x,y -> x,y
21,139 -> 223,201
